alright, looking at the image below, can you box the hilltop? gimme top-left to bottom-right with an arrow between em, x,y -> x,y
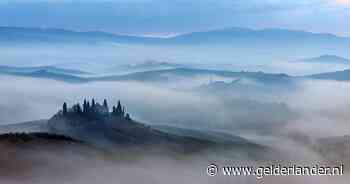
47,99 -> 225,153
0,98 -> 271,157
296,55 -> 350,64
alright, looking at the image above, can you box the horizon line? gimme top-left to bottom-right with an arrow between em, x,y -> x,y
0,25 -> 348,39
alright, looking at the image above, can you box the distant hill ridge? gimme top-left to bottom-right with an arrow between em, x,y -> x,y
296,55 -> 350,64
0,65 -> 90,75
0,66 -> 293,83
4,64 -> 350,82
1,26 -> 349,45
307,69 -> 350,81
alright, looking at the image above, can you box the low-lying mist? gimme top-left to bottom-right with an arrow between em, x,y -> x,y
285,79 -> 350,138
0,75 -> 292,133
2,43 -> 349,76
1,135 -> 347,184
1,75 -> 349,138
1,75 -> 350,184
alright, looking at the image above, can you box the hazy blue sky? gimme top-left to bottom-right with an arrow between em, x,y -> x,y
1,0 -> 349,36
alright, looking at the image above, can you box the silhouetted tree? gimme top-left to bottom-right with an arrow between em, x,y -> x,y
125,113 -> 131,120
87,101 -> 90,112
103,99 -> 109,111
92,99 -> 96,108
116,100 -> 122,116
83,99 -> 87,113
77,103 -> 82,114
63,102 -> 67,115
112,106 -> 116,114
72,104 -> 81,114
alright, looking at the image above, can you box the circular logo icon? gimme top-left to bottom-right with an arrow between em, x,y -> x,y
207,164 -> 218,176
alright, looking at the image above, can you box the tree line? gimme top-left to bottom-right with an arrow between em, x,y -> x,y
62,99 -> 131,121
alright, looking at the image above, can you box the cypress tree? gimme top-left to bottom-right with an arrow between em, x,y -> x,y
117,100 -> 122,116
92,99 -> 95,108
91,99 -> 96,114
112,106 -> 116,114
77,103 -> 82,114
83,99 -> 87,113
63,102 -> 67,115
125,113 -> 131,120
103,99 -> 109,111
87,101 -> 90,112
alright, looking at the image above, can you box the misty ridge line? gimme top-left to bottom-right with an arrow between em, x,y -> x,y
1,65 -> 350,84
2,25 -> 349,38
0,66 -> 286,82
3,25 -> 350,76
2,26 -> 350,45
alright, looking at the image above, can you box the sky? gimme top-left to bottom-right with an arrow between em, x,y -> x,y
0,0 -> 349,36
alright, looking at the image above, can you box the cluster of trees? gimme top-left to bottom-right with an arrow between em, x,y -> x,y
62,99 -> 131,120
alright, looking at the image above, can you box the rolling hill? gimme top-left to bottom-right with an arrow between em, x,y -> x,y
0,66 -> 294,85
3,26 -> 350,63
95,68 -> 292,84
6,69 -> 88,83
118,60 -> 185,72
296,55 -> 350,64
168,27 -> 350,45
0,26 -> 161,45
307,69 -> 350,81
0,65 -> 90,75
0,65 -> 90,83
2,26 -> 350,47
0,99 -> 270,156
